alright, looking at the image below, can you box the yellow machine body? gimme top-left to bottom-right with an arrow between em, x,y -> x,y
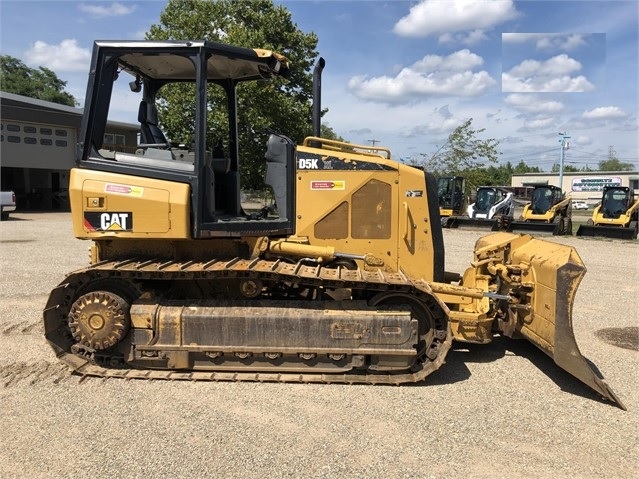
70,169 -> 191,240
294,139 -> 440,283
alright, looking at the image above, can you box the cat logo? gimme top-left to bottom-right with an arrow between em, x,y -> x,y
84,212 -> 134,232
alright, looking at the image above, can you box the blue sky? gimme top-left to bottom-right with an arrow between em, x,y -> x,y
1,0 -> 637,171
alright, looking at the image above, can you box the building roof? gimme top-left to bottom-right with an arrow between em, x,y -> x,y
0,90 -> 83,115
513,170 -> 638,177
0,90 -> 138,131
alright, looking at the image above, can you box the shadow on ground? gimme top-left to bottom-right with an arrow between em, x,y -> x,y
422,335 -> 615,407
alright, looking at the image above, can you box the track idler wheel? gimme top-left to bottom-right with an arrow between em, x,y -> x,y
369,292 -> 444,369
68,291 -> 131,350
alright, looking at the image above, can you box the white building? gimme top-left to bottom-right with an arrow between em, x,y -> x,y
1,91 -> 138,211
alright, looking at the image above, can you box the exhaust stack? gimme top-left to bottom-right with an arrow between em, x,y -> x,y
310,57 -> 325,147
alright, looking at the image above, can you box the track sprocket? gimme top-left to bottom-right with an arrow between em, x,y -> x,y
68,291 -> 130,350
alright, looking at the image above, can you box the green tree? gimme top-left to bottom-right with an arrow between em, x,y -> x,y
421,118 -> 501,192
320,124 -> 346,142
551,163 -> 580,172
598,158 -> 633,171
0,55 -> 76,106
484,161 -> 514,186
513,160 -> 541,174
146,0 -> 324,189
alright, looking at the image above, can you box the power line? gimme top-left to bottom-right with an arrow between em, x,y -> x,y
498,147 -> 561,162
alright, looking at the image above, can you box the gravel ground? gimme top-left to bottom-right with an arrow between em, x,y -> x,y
0,212 -> 637,479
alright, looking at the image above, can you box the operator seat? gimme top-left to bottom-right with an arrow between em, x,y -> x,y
138,100 -> 169,146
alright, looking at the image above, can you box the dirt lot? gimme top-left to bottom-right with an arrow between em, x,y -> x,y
0,213 -> 637,479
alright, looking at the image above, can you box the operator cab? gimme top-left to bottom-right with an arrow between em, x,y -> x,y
474,187 -> 496,214
437,176 -> 465,212
78,40 -> 294,238
601,186 -> 630,218
531,185 -> 563,214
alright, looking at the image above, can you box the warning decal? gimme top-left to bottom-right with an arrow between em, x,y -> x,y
311,180 -> 345,191
105,183 -> 144,197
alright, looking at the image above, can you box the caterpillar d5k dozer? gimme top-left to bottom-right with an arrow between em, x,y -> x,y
576,186 -> 638,240
43,41 -> 623,409
506,185 -> 573,235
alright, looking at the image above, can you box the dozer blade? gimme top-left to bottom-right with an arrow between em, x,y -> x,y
506,221 -> 560,235
576,224 -> 637,240
504,235 -> 626,409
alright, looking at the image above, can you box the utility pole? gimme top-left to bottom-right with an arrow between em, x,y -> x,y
368,139 -> 381,147
558,132 -> 570,190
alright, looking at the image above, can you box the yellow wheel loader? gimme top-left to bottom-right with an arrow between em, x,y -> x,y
576,186 -> 638,240
43,41 -> 623,409
506,185 -> 573,235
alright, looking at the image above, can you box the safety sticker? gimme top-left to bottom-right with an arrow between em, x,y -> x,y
105,183 -> 144,197
84,212 -> 134,232
311,180 -> 345,190
405,190 -> 423,197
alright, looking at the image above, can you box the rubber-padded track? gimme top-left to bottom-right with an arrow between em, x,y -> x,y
43,257 -> 453,384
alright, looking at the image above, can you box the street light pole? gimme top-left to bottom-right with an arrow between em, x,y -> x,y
558,132 -> 570,190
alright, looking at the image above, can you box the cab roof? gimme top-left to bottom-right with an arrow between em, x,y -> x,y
93,40 -> 290,82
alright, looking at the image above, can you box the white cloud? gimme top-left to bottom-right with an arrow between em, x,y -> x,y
394,0 -> 519,38
78,2 -> 136,17
24,39 -> 91,72
509,54 -> 582,77
438,29 -> 490,46
502,74 -> 594,92
436,105 -> 454,119
502,33 -> 587,51
573,135 -> 593,146
499,136 -> 525,144
537,34 -> 586,51
582,106 -> 628,120
348,128 -> 373,136
502,54 -> 595,92
400,105 -> 465,138
348,50 -> 496,103
522,116 -> 556,130
502,33 -> 537,43
412,49 -> 484,72
401,116 -> 463,138
504,94 -> 564,113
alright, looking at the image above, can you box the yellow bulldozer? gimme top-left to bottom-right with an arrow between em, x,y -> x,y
506,184 -> 573,235
576,186 -> 638,240
43,40 -> 623,409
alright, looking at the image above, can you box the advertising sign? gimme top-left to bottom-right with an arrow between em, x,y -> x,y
571,177 -> 622,192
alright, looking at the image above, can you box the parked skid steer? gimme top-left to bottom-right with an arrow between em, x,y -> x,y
576,186 -> 638,240
507,185 -> 573,235
445,186 -> 514,230
43,41 -> 623,409
437,176 -> 466,226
